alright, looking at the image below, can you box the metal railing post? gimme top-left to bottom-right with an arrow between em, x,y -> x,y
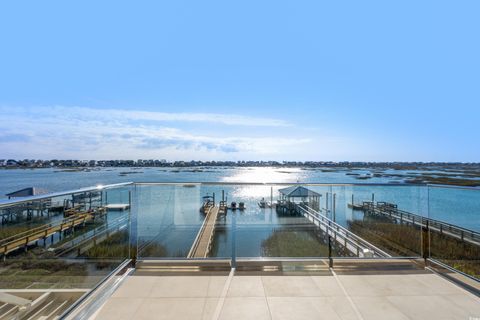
231,209 -> 237,269
130,186 -> 138,267
328,232 -> 333,268
422,220 -> 430,263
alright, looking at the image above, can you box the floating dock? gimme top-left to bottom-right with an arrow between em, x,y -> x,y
104,203 -> 130,210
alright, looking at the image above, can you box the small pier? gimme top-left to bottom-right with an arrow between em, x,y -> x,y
188,202 -> 227,258
0,208 -> 106,257
53,213 -> 129,257
351,201 -> 480,246
0,189 -> 103,224
275,186 -> 390,257
292,202 -> 390,258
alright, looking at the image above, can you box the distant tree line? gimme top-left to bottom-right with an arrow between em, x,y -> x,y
1,159 -> 479,169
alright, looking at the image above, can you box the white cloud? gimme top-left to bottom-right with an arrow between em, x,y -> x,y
0,105 -> 310,159
3,106 -> 291,127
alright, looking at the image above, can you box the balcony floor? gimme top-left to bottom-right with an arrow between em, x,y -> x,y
91,271 -> 480,320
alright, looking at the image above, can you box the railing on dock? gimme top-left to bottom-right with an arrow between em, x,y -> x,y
0,208 -> 106,256
293,203 -> 391,258
53,214 -> 129,257
188,205 -> 222,258
355,201 -> 480,246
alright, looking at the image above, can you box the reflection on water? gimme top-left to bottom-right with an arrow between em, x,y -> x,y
221,167 -> 305,183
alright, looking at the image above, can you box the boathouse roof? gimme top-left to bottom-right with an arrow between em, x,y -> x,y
278,186 -> 320,198
5,187 -> 49,199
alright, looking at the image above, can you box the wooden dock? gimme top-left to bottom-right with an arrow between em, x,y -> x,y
0,210 -> 104,256
188,204 -> 226,258
53,214 -> 129,257
292,203 -> 391,258
351,202 -> 480,247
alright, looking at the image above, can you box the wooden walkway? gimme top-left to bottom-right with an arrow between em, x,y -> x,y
355,202 -> 480,247
0,210 -> 103,256
293,203 -> 391,258
188,205 -> 225,258
53,214 -> 129,257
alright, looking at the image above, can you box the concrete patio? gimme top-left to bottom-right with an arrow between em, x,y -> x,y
91,270 -> 480,320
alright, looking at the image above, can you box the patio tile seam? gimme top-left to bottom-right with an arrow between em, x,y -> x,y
211,268 -> 235,320
331,269 -> 365,320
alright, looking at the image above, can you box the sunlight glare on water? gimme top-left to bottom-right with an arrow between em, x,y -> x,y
221,167 -> 305,199
221,167 -> 304,183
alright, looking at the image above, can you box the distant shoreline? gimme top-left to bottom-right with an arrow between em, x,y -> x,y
1,164 -> 479,187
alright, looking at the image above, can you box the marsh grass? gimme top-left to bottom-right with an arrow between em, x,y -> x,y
348,219 -> 480,278
261,229 -> 351,257
0,251 -> 89,289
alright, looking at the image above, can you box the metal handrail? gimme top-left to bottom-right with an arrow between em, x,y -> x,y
0,182 -> 134,208
134,182 -> 429,187
187,206 -> 214,258
2,181 -> 480,208
364,204 -> 480,243
59,258 -> 133,319
53,215 -> 129,257
0,211 -> 93,245
295,203 -> 391,258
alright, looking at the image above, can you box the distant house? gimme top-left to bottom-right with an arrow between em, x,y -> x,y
5,187 -> 49,199
6,159 -> 18,167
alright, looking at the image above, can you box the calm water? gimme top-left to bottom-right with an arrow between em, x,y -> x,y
1,167 -> 479,258
0,166 -> 402,198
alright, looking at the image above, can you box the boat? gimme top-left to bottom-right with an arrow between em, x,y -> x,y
348,203 -> 364,210
259,198 -> 276,208
258,198 -> 267,208
200,195 -> 214,213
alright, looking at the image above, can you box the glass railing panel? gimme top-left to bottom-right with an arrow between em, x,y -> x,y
134,183 -> 432,262
329,184 -> 427,258
0,184 -> 132,318
427,185 -> 480,279
78,185 -> 132,268
232,184 -> 333,259
135,183 -> 232,259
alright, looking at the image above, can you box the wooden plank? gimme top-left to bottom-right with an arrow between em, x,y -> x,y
0,212 -> 96,255
188,206 -> 220,258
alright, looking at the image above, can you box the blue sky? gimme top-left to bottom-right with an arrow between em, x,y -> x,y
0,1 -> 479,161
